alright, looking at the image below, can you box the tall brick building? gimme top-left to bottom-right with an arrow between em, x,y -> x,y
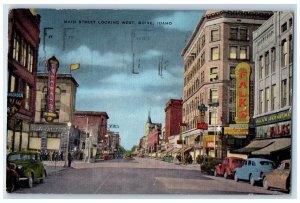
164,99 -> 182,143
181,10 -> 273,159
7,9 -> 40,153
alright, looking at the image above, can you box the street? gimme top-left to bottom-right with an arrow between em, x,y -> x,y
9,157 -> 287,196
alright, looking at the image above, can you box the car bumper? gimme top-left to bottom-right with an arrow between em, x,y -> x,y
19,177 -> 29,181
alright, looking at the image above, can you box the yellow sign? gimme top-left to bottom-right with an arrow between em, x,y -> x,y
235,62 -> 250,124
224,127 -> 248,135
203,135 -> 216,142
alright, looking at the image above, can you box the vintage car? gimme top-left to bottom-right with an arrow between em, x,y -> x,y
7,151 -> 47,188
214,157 -> 245,179
162,154 -> 173,163
6,162 -> 20,193
234,158 -> 274,186
262,159 -> 291,192
201,157 -> 222,175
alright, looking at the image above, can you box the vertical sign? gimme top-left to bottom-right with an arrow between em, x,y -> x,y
235,62 -> 250,124
43,56 -> 59,122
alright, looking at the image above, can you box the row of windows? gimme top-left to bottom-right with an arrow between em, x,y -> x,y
12,31 -> 34,73
9,74 -> 31,111
258,78 -> 292,114
30,132 -> 60,138
184,26 -> 249,72
281,17 -> 293,33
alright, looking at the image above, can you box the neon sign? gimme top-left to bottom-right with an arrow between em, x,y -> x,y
43,56 -> 59,122
235,62 -> 250,124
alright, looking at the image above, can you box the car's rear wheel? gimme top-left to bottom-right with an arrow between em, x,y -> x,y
27,174 -> 33,188
263,177 -> 269,190
234,173 -> 239,182
224,171 -> 228,179
250,174 -> 255,186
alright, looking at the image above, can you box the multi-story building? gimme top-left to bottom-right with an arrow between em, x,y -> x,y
29,73 -> 78,153
241,11 -> 293,164
7,9 -> 41,153
164,99 -> 183,143
147,124 -> 161,154
73,111 -> 109,159
181,10 -> 273,159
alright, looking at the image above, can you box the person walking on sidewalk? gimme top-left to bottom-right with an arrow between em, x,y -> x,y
67,152 -> 72,167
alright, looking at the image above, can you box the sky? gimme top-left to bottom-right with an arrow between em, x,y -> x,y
36,9 -> 204,150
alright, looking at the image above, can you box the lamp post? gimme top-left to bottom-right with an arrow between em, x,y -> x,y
64,122 -> 72,167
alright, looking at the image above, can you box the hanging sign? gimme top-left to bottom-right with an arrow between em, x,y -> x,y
235,62 -> 250,124
43,56 -> 59,122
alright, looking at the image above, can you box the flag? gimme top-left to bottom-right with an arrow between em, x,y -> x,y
70,63 -> 80,71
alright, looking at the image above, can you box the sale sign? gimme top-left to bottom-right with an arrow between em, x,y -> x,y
43,56 -> 59,122
235,62 -> 250,124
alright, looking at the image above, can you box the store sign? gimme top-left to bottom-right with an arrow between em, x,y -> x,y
205,141 -> 214,148
7,92 -> 23,117
235,62 -> 250,124
224,127 -> 248,135
197,122 -> 208,130
43,56 -> 59,122
256,121 -> 291,138
254,110 -> 292,126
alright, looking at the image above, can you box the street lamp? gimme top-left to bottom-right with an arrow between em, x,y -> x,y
64,122 -> 72,167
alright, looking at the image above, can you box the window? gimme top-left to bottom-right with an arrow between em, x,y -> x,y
282,39 -> 288,67
281,79 -> 287,107
9,75 -> 16,92
265,51 -> 270,76
211,29 -> 219,42
281,22 -> 287,33
27,48 -> 34,72
209,89 -> 218,104
239,27 -> 248,40
211,47 -> 219,60
210,67 -> 218,81
201,35 -> 205,48
209,110 -> 217,125
271,84 -> 276,110
200,51 -> 205,66
259,90 -> 263,114
289,18 -> 293,27
25,84 -> 30,110
239,46 -> 248,60
229,111 -> 235,122
259,55 -> 264,79
229,46 -> 237,59
271,48 -> 276,73
289,35 -> 293,64
265,87 -> 270,112
12,32 -> 20,61
230,27 -> 238,40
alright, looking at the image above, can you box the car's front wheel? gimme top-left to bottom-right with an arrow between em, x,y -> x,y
263,177 -> 269,190
234,173 -> 239,182
27,173 -> 33,188
250,174 -> 256,186
7,177 -> 15,193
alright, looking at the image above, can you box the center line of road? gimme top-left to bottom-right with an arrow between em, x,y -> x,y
94,173 -> 112,194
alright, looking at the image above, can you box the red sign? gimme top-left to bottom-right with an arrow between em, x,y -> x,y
197,122 -> 208,130
43,56 -> 59,122
235,62 -> 250,124
270,124 -> 290,137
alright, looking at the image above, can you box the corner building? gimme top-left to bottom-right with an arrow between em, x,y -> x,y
181,10 -> 273,159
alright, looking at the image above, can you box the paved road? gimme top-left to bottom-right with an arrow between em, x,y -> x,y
11,157 -> 287,196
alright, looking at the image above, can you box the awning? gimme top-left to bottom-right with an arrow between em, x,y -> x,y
166,147 -> 173,153
233,139 -> 274,154
252,138 -> 291,155
173,148 -> 181,153
179,146 -> 193,153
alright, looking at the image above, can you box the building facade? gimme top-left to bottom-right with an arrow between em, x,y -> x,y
164,99 -> 183,143
249,11 -> 293,163
181,10 -> 273,159
29,73 -> 78,153
7,9 -> 41,153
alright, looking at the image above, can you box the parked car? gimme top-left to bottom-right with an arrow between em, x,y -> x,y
262,159 -> 291,192
7,151 -> 47,188
201,157 -> 222,175
162,154 -> 173,163
124,152 -> 132,159
6,162 -> 20,193
233,158 -> 274,186
214,157 -> 245,179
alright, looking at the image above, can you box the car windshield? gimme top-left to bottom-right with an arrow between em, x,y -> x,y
260,161 -> 274,168
8,154 -> 33,161
233,159 -> 244,164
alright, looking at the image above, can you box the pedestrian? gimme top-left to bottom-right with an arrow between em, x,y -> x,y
60,151 -> 64,161
67,152 -> 72,167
